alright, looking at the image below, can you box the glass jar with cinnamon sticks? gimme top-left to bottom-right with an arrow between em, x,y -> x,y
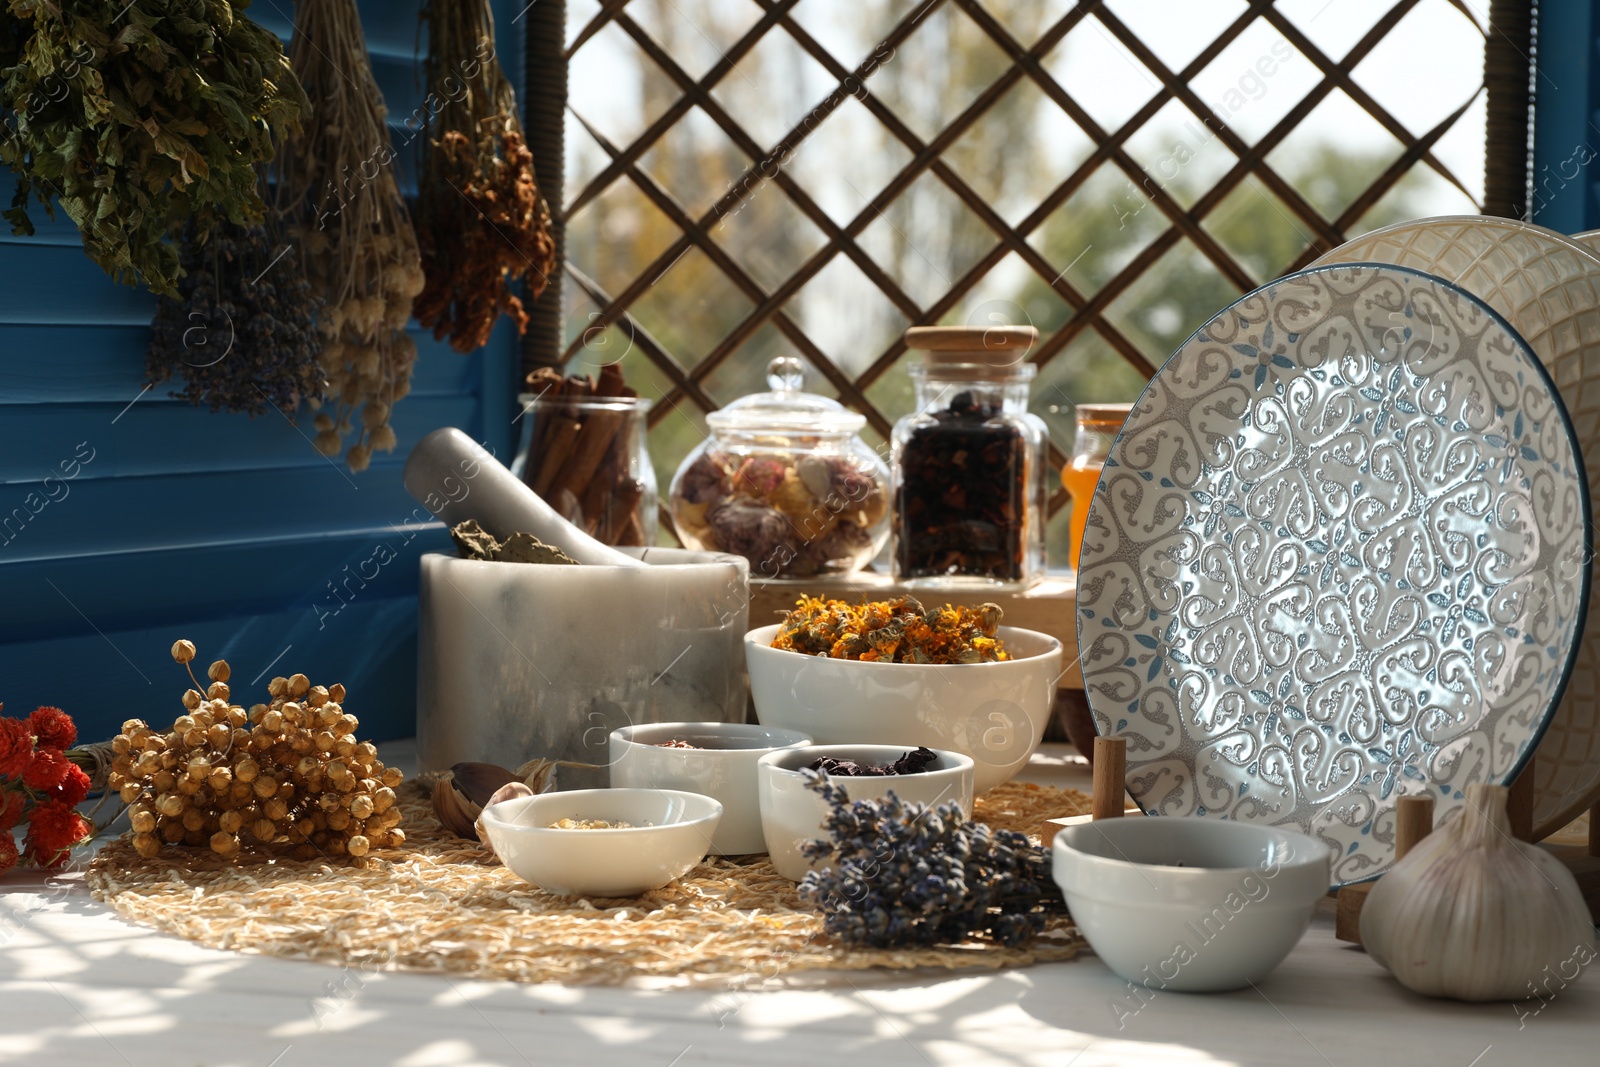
518,364 -> 657,547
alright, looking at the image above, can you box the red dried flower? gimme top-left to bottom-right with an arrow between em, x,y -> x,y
0,716 -> 31,780
50,763 -> 91,808
22,746 -> 69,792
0,831 -> 17,875
0,790 -> 23,831
24,800 -> 91,869
27,706 -> 76,751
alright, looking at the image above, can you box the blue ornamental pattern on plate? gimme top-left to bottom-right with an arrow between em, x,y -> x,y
1075,263 -> 1591,886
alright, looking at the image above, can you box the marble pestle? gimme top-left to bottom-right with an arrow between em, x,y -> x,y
402,427 -> 643,567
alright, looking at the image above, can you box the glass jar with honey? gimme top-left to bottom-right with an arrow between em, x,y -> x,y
1064,402 -> 1133,571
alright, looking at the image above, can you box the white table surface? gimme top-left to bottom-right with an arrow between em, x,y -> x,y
3,743 -> 1596,1067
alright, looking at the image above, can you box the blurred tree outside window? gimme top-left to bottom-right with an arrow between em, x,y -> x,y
559,0 -> 1490,566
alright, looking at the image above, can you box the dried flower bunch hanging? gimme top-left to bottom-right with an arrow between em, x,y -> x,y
145,205 -> 324,417
274,0 -> 426,471
0,0 -> 308,295
412,0 -> 555,353
108,640 -> 405,861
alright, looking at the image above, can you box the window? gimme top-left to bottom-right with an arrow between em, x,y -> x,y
558,0 -> 1499,562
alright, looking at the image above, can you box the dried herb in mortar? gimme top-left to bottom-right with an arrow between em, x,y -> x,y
0,1 -> 308,296
450,520 -> 577,565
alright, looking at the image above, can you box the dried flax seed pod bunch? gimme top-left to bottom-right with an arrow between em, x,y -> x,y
107,641 -> 405,862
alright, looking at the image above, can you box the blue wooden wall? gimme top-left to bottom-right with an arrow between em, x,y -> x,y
1532,1 -> 1600,232
0,2 -> 525,743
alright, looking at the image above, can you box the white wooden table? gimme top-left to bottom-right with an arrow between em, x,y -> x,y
3,744 -> 1596,1067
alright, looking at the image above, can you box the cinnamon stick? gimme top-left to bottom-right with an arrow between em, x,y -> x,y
580,429 -> 632,532
531,416 -> 582,496
549,363 -> 630,504
601,480 -> 645,544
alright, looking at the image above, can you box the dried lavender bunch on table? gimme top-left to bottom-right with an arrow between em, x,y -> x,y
797,773 -> 1065,948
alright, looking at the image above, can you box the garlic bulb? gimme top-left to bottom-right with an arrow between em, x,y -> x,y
1361,783 -> 1594,1001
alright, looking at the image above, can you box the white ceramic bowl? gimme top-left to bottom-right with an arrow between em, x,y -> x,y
757,744 -> 976,881
1052,818 -> 1334,992
610,722 -> 813,855
744,624 -> 1062,795
478,788 -> 722,897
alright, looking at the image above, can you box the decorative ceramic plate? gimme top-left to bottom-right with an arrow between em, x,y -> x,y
1076,263 -> 1590,885
1314,219 -> 1600,840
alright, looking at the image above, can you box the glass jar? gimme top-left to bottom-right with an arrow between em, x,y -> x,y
1064,402 -> 1133,571
668,357 -> 890,580
516,392 -> 657,547
892,326 -> 1047,587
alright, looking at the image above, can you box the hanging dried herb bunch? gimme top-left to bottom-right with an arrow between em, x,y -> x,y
0,1 -> 308,296
146,205 -> 324,418
274,0 -> 426,471
412,0 -> 555,353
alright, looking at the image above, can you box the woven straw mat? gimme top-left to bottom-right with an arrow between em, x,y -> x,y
85,778 -> 1092,987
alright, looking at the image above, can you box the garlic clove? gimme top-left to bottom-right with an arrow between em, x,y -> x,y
1361,783 -> 1596,1002
474,781 -> 536,858
432,762 -> 518,839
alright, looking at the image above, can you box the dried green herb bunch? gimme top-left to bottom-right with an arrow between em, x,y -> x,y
0,0 -> 308,295
274,0 -> 426,471
412,0 -> 555,353
146,212 -> 324,417
797,774 -> 1065,948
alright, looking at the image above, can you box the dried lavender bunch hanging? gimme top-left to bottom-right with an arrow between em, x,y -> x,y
275,0 -> 426,471
412,0 -> 555,353
146,215 -> 324,417
796,773 -> 1066,948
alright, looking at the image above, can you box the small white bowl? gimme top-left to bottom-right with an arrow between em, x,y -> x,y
1052,818 -> 1333,992
478,788 -> 722,897
757,744 -> 976,881
610,722 -> 813,855
745,623 -> 1062,794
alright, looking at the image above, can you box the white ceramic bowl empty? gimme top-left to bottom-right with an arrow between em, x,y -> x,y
1052,818 -> 1333,992
744,623 -> 1062,795
610,722 -> 813,855
478,788 -> 722,897
757,744 -> 976,881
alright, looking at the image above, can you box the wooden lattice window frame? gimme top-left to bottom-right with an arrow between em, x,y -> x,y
518,0 -> 1533,539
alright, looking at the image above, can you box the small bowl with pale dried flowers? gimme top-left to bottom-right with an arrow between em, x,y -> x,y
478,787 -> 722,897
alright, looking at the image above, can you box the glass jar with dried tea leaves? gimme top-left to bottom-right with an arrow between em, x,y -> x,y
892,327 -> 1048,587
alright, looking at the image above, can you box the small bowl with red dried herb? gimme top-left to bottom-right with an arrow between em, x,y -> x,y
477,787 -> 722,897
609,722 -> 812,856
746,596 -> 1062,794
757,744 -> 975,880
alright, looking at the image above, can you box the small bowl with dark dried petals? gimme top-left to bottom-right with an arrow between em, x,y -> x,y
757,744 -> 975,881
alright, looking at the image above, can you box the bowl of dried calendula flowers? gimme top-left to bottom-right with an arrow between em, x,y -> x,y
745,596 -> 1062,794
